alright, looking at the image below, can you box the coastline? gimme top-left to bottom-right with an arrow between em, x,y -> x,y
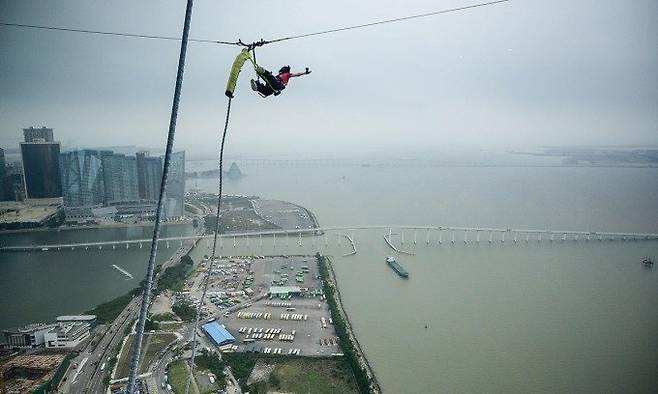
319,254 -> 382,393
0,220 -> 192,235
300,203 -> 320,228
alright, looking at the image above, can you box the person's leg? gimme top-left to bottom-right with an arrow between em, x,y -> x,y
257,82 -> 274,97
254,66 -> 281,96
263,74 -> 283,91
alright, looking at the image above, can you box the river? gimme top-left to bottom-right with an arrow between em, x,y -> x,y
2,162 -> 658,392
0,224 -> 193,329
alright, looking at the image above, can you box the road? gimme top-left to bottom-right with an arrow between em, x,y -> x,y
59,241 -> 197,393
60,297 -> 140,394
58,215 -> 205,393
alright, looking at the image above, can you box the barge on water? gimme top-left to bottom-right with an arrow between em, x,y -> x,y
386,256 -> 409,278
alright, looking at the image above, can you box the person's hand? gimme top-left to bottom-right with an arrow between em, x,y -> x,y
305,67 -> 312,75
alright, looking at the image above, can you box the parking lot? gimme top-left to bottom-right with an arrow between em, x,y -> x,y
252,199 -> 316,230
188,255 -> 341,356
222,294 -> 340,356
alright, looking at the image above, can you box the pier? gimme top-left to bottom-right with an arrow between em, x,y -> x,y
340,233 -> 357,257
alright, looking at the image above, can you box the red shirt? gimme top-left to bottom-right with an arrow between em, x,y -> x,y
277,72 -> 292,86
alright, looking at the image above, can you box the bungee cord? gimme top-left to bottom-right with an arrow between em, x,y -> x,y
184,96 -> 233,394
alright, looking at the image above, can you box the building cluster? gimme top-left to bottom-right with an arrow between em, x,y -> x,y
1,315 -> 96,350
0,126 -> 185,228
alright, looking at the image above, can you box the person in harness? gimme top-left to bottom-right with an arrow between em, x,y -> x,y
250,65 -> 311,97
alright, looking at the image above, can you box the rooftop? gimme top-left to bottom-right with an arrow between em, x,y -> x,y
0,200 -> 62,224
269,286 -> 303,294
3,323 -> 56,334
57,315 -> 96,322
49,322 -> 88,336
202,322 -> 235,345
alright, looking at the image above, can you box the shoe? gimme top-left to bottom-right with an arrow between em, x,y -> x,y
250,79 -> 258,91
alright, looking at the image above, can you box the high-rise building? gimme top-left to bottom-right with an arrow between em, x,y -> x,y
102,153 -> 139,204
2,162 -> 25,201
163,151 -> 185,218
59,150 -> 106,207
23,127 -> 54,143
20,141 -> 62,199
136,151 -> 162,202
0,147 -> 5,200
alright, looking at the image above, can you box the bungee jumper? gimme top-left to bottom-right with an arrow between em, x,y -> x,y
225,48 -> 311,99
250,65 -> 311,97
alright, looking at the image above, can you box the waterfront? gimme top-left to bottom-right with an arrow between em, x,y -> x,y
0,223 -> 193,329
179,163 -> 658,393
2,163 -> 658,392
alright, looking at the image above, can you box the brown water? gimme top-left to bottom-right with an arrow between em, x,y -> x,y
3,164 -> 658,392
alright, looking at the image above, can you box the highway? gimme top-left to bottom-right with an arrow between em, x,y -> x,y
61,297 -> 139,393
59,240 -> 195,393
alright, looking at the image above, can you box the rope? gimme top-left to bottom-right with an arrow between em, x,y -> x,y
185,96 -> 233,394
1,1 -> 511,47
252,47 -> 260,82
125,0 -> 195,393
263,0 -> 511,44
0,22 -> 240,46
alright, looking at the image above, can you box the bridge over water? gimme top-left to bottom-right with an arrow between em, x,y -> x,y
2,225 -> 657,253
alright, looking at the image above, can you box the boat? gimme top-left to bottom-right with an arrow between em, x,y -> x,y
386,256 -> 409,278
642,257 -> 654,267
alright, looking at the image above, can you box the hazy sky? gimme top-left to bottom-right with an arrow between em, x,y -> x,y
1,0 -> 656,159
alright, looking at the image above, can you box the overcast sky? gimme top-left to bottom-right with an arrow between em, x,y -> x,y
1,0 -> 656,159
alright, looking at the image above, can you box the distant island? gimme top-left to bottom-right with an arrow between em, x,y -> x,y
186,161 -> 245,179
507,147 -> 658,167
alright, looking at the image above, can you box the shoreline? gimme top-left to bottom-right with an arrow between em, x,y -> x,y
0,220 -> 192,235
319,254 -> 382,393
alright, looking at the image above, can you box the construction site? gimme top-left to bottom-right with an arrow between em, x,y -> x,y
0,354 -> 69,394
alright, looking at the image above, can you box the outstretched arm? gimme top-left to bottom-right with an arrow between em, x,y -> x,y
290,67 -> 312,78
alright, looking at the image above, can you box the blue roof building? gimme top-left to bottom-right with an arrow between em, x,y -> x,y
202,321 -> 235,347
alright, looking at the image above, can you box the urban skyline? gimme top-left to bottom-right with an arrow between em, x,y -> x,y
1,127 -> 186,220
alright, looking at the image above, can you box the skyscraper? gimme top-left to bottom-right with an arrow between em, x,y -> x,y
0,147 -> 5,200
20,141 -> 62,199
23,127 -> 54,143
163,151 -> 185,218
2,159 -> 24,201
59,150 -> 106,207
102,153 -> 139,204
136,151 -> 162,202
